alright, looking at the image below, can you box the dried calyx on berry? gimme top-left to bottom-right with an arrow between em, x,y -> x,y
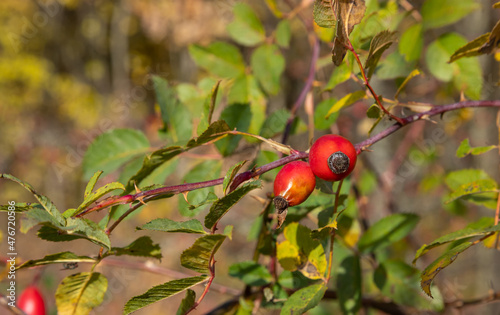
273,161 -> 316,228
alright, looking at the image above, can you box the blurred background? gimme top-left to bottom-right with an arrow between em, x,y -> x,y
0,0 -> 499,314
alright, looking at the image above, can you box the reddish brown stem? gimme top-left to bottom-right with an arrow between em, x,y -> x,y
184,255 -> 216,315
354,100 -> 500,154
77,101 -> 500,220
345,38 -> 405,125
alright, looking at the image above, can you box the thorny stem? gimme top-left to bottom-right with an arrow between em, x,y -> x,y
354,100 -> 500,154
344,37 -> 406,125
77,100 -> 500,221
326,179 -> 343,284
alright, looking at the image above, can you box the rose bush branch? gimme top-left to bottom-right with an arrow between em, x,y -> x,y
345,36 -> 406,125
76,100 -> 500,220
355,100 -> 500,154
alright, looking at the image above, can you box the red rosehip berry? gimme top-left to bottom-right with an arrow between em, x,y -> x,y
18,285 -> 46,315
273,161 -> 316,227
308,134 -> 357,182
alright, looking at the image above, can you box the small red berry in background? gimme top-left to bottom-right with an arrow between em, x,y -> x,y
309,134 -> 357,182
273,161 -> 316,227
18,285 -> 46,315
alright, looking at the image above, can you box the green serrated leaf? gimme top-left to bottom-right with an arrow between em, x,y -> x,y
137,218 -> 207,234
358,213 -> 419,253
223,161 -> 248,195
324,62 -> 351,90
205,181 -> 261,229
197,80 -> 221,133
178,160 -> 221,217
1,174 -> 66,226
227,3 -> 266,46
21,208 -> 63,233
420,242 -> 473,297
38,218 -> 111,249
413,220 -> 500,264
189,42 -> 245,78
187,192 -> 219,211
377,51 -> 416,80
259,109 -> 290,138
84,171 -> 103,198
313,0 -> 335,28
82,129 -> 150,180
449,33 -> 490,63
190,120 -> 231,147
229,261 -> 272,286
337,255 -> 361,315
375,260 -> 444,310
422,0 -> 479,30
325,91 -> 366,118
123,276 -> 208,315
280,284 -> 327,315
251,44 -> 285,95
457,138 -> 497,157
399,23 -> 423,62
106,236 -> 162,260
215,104 -> 252,156
56,272 -> 107,315
76,181 -> 125,214
180,235 -> 226,273
445,169 -> 498,209
366,104 -> 381,119
17,252 -> 95,270
176,289 -> 196,315
426,33 -> 483,99
470,145 -> 498,155
445,179 -> 499,204
365,30 -> 397,80
0,202 -> 41,213
153,76 -> 193,143
478,20 -> 500,54
276,20 -> 291,48
314,98 -> 339,130
123,146 -> 182,192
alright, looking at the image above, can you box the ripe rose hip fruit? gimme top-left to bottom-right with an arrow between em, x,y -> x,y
18,285 -> 46,315
309,134 -> 357,181
273,161 -> 316,227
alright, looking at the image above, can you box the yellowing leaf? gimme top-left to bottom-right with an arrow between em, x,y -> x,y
325,90 -> 366,118
277,223 -> 327,280
420,242 -> 472,297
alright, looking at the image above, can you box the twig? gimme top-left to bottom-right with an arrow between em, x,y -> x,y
354,100 -> 500,154
184,255 -> 217,315
446,290 -> 500,309
281,36 -> 320,145
326,179 -> 343,284
0,294 -> 26,315
77,101 -> 500,219
345,37 -> 405,125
